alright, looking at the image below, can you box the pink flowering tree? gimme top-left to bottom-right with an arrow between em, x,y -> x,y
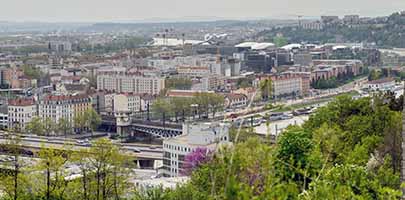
181,147 -> 212,176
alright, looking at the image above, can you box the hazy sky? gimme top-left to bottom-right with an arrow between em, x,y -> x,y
1,0 -> 404,22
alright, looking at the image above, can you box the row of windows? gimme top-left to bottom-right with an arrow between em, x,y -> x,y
9,113 -> 32,118
164,144 -> 192,153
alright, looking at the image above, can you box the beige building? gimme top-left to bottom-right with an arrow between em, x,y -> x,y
176,66 -> 210,78
113,93 -> 142,113
97,74 -> 165,95
201,75 -> 226,91
256,73 -> 309,99
39,94 -> 92,130
104,93 -> 153,115
272,76 -> 302,98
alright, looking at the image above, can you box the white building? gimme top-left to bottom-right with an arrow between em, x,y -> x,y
0,112 -> 8,129
147,59 -> 177,71
223,93 -> 248,109
367,78 -> 396,91
8,98 -> 36,131
162,122 -> 230,177
104,93 -> 154,115
210,59 -> 241,77
97,74 -> 165,95
301,21 -> 324,30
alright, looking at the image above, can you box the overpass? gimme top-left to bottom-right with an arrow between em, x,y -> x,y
0,136 -> 163,168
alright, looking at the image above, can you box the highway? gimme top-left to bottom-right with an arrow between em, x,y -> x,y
0,134 -> 163,160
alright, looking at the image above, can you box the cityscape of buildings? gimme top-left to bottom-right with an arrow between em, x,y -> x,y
0,8 -> 405,199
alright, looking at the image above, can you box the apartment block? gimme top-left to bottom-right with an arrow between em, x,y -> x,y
97,74 -> 165,95
38,94 -> 92,128
8,98 -> 36,131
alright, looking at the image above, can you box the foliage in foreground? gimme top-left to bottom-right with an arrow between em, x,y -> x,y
0,138 -> 133,200
138,95 -> 403,199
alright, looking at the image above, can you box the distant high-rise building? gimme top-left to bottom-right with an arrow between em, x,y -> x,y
301,21 -> 324,30
343,15 -> 360,24
245,52 -> 275,73
321,16 -> 340,25
49,41 -> 72,53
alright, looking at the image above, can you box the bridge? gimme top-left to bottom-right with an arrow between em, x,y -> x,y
101,114 -> 183,139
131,120 -> 183,138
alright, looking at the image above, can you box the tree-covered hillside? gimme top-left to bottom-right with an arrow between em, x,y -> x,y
257,12 -> 405,48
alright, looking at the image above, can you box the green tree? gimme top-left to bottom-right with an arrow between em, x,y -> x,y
35,147 -> 70,200
273,35 -> 288,47
74,113 -> 87,134
43,117 -> 56,136
193,93 -> 210,118
88,138 -> 133,200
26,117 -> 45,136
276,126 -> 313,185
368,69 -> 383,81
22,65 -> 42,80
170,97 -> 192,122
152,98 -> 173,121
85,108 -> 102,133
259,78 -> 273,100
207,93 -> 225,118
0,132 -> 29,200
71,148 -> 91,200
165,78 -> 193,90
192,92 -> 224,119
58,117 -> 72,137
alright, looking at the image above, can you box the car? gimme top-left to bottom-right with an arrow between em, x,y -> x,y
268,113 -> 284,121
280,114 -> 293,120
132,148 -> 141,153
292,108 -> 312,116
82,142 -> 91,147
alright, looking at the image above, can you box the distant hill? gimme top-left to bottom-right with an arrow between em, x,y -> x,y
0,22 -> 91,33
256,12 -> 405,48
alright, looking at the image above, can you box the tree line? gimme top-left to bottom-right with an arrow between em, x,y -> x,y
25,108 -> 101,136
152,92 -> 225,122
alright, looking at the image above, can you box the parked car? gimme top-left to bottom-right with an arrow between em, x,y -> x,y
292,107 -> 313,116
268,113 -> 285,121
132,148 -> 141,153
269,112 -> 293,121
